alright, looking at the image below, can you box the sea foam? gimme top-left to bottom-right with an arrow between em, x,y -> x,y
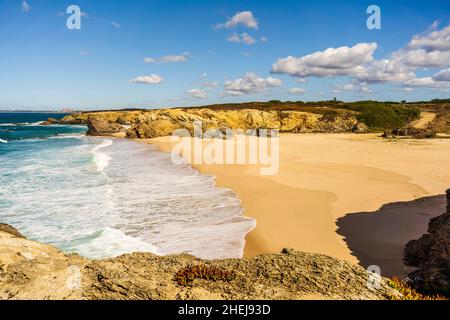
0,136 -> 255,260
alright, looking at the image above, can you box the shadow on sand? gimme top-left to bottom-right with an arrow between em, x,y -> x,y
336,194 -> 446,279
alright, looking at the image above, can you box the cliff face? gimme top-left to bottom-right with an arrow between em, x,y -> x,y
0,226 -> 399,300
404,189 -> 450,297
60,108 -> 363,138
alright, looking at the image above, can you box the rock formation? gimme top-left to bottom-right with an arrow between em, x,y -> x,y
404,189 -> 450,297
0,226 -> 400,300
86,117 -> 125,136
60,108 -> 364,138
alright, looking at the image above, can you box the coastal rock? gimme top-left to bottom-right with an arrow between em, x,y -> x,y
0,224 -> 25,239
86,117 -> 124,136
61,108 -> 360,139
0,226 -> 400,300
404,188 -> 450,297
41,117 -> 60,125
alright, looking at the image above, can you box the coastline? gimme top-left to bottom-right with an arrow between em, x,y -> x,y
144,133 -> 450,277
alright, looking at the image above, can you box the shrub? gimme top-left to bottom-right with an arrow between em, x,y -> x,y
174,264 -> 236,286
387,277 -> 447,300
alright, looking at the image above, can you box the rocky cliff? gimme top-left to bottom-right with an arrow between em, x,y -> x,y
0,225 -> 400,300
59,108 -> 364,138
404,189 -> 450,297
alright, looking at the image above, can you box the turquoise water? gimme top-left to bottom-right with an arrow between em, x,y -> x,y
0,113 -> 255,259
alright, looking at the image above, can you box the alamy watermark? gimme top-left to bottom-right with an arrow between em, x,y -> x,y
66,5 -> 82,30
366,265 -> 382,290
170,121 -> 280,176
367,5 -> 381,30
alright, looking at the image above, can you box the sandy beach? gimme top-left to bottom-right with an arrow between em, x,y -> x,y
146,133 -> 450,277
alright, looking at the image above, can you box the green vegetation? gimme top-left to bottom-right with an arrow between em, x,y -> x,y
195,99 -> 424,131
339,102 -> 421,130
174,264 -> 236,286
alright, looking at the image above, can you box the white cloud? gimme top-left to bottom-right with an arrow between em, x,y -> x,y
355,59 -> 415,83
199,73 -> 208,79
112,21 -> 121,28
433,68 -> 450,81
227,32 -> 256,45
80,50 -> 88,56
241,51 -> 251,57
272,43 -> 377,78
144,52 -> 189,64
392,48 -> 450,68
217,11 -> 258,30
202,81 -> 218,89
332,81 -> 372,94
224,73 -> 282,96
21,1 -> 30,13
144,57 -> 156,63
402,76 -> 450,90
407,24 -> 450,51
288,88 -> 306,94
260,36 -> 268,43
130,75 -> 164,85
189,89 -> 208,99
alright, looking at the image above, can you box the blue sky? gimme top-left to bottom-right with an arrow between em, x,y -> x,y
0,0 -> 449,110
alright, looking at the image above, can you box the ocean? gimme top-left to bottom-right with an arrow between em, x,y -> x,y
0,113 -> 255,259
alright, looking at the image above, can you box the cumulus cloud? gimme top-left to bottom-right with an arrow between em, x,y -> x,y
288,88 -> 306,94
144,52 -> 189,64
130,75 -> 164,85
433,68 -> 450,82
224,73 -> 282,96
21,1 -> 30,13
272,43 -> 377,78
189,89 -> 208,99
216,11 -> 258,30
355,59 -> 415,83
227,32 -> 256,45
407,24 -> 450,51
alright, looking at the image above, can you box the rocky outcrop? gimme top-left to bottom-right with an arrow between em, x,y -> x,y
61,109 -> 363,138
404,189 -> 450,297
86,117 -> 125,136
0,226 -> 400,300
0,224 -> 25,239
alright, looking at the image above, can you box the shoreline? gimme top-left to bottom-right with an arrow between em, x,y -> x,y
143,133 -> 450,278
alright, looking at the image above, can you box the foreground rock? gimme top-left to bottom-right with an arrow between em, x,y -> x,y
404,189 -> 450,297
0,228 -> 399,300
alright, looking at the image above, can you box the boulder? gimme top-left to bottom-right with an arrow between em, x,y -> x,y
404,188 -> 450,297
86,117 -> 124,136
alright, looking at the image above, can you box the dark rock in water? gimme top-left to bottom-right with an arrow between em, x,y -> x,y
0,224 -> 25,238
86,117 -> 124,136
41,117 -> 60,125
404,188 -> 450,297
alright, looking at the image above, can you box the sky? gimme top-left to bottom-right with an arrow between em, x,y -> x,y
0,0 -> 449,110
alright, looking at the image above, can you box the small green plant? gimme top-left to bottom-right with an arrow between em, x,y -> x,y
174,264 -> 236,286
387,277 -> 447,300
